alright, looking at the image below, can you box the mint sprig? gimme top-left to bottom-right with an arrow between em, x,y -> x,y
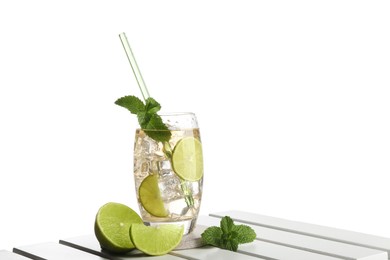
115,95 -> 171,143
201,216 -> 256,252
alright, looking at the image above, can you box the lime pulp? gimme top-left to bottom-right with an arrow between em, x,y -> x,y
130,223 -> 184,255
172,137 -> 204,182
139,174 -> 168,217
94,202 -> 143,253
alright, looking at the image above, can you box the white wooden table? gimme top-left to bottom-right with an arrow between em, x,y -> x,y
2,210 -> 390,259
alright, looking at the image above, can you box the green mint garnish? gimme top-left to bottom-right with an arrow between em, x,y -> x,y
201,216 -> 256,252
115,95 -> 145,114
115,95 -> 171,143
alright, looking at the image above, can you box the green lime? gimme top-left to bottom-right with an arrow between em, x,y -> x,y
130,223 -> 184,255
172,137 -> 204,181
94,202 -> 143,253
139,174 -> 168,217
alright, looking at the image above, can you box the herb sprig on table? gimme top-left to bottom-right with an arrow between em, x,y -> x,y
201,216 -> 257,252
115,95 -> 171,143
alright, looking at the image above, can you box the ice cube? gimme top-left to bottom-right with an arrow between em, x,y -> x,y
134,158 -> 140,172
158,172 -> 182,201
158,160 -> 172,176
141,161 -> 149,173
141,137 -> 156,155
134,159 -> 149,179
141,136 -> 166,158
189,178 -> 202,196
149,160 -> 159,174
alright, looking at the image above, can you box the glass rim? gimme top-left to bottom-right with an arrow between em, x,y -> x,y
158,112 -> 196,117
136,112 -> 198,131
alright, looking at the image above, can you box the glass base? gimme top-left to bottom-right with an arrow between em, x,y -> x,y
144,218 -> 197,235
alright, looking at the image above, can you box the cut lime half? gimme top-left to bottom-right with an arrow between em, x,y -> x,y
94,202 -> 143,253
172,137 -> 204,181
130,223 -> 184,255
139,174 -> 168,217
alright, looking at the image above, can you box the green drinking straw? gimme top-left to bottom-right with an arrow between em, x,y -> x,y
119,33 -> 150,101
119,32 -> 195,207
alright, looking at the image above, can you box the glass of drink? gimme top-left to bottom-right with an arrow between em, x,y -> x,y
133,112 -> 203,235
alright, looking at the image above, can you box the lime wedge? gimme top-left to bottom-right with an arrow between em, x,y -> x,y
94,202 -> 143,253
172,137 -> 204,181
139,174 -> 168,217
130,223 -> 184,255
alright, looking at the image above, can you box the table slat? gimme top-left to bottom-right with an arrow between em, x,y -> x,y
243,240 -> 344,260
0,250 -> 31,260
8,211 -> 390,260
59,236 -> 186,260
197,216 -> 345,260
199,215 -> 387,260
211,210 -> 390,256
171,246 -> 265,260
60,235 -> 262,260
13,242 -> 108,260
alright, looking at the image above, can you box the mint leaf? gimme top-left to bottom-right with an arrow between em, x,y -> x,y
115,95 -> 145,114
221,230 -> 239,251
145,97 -> 161,114
201,216 -> 257,252
223,238 -> 239,252
115,95 -> 171,143
137,111 -> 151,127
221,216 -> 235,235
141,113 -> 165,129
233,225 -> 257,244
201,226 -> 222,247
143,114 -> 171,143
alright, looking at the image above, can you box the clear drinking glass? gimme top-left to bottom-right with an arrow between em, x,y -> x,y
133,113 -> 203,234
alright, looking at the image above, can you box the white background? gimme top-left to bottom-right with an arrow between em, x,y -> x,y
1,0 -> 390,251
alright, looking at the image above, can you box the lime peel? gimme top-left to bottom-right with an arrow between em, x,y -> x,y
94,202 -> 143,253
130,223 -> 184,255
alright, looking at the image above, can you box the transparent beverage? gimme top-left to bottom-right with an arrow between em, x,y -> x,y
133,113 -> 203,234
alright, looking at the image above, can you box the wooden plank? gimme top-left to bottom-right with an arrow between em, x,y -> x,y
198,215 -> 387,260
59,235 -> 185,260
197,216 -> 344,260
60,235 -> 263,260
0,250 -> 31,259
13,242 -> 108,260
210,210 -> 390,256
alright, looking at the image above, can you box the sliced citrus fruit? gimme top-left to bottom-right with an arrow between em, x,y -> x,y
172,137 -> 204,181
94,202 -> 143,253
130,223 -> 184,255
139,174 -> 168,217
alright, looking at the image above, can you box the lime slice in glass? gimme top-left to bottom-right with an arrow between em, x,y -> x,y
139,174 -> 168,217
130,223 -> 184,255
94,202 -> 143,253
172,137 -> 204,181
